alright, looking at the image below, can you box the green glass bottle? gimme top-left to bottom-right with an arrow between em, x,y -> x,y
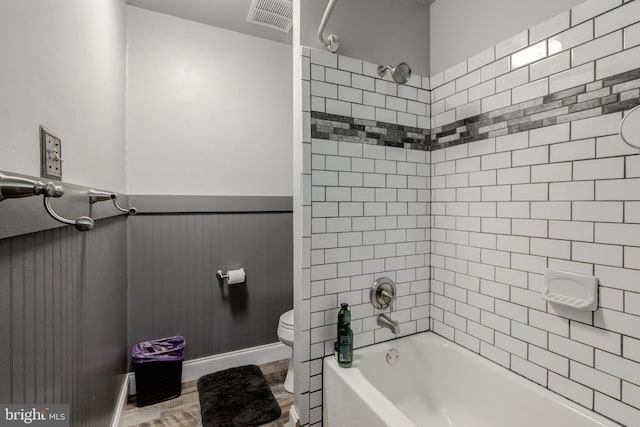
337,303 -> 351,333
337,303 -> 353,368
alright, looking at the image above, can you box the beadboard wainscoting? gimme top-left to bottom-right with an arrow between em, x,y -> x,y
127,197 -> 294,361
0,216 -> 128,427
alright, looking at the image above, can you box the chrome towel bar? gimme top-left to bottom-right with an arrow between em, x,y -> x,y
0,173 -> 138,231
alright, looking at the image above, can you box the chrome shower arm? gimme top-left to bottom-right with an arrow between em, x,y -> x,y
377,62 -> 412,85
377,65 -> 392,78
318,0 -> 340,53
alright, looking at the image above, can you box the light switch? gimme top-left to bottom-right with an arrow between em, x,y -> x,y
40,126 -> 62,180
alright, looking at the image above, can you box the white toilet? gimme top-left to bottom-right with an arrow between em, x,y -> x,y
277,309 -> 294,393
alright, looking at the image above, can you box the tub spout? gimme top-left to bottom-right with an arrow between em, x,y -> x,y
377,313 -> 400,335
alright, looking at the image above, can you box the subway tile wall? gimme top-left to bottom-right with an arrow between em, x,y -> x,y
295,0 -> 640,425
430,1 -> 640,425
297,47 -> 431,426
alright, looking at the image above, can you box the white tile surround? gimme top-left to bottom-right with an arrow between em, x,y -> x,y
297,46 -> 432,426
295,1 -> 640,426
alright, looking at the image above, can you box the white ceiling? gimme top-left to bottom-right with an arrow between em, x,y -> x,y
127,0 -> 293,44
126,0 -> 435,45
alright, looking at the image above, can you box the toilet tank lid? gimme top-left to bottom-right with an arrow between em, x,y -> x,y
280,309 -> 294,326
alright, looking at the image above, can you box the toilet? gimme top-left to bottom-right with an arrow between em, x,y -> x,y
277,309 -> 294,393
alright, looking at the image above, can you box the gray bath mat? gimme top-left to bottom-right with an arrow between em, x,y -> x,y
197,364 -> 281,427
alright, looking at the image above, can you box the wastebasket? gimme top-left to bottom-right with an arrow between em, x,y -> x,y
132,336 -> 186,407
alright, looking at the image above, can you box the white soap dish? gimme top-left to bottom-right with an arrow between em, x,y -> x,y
542,269 -> 598,311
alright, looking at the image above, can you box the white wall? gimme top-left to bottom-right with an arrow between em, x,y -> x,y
0,0 -> 126,191
301,0 -> 430,76
430,0 -> 586,74
126,6 -> 293,196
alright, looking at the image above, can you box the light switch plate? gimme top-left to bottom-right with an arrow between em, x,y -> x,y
40,126 -> 62,180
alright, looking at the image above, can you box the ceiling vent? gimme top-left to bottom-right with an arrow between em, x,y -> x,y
247,0 -> 293,33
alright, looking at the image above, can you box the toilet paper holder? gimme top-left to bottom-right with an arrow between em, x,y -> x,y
216,268 -> 246,284
216,270 -> 230,280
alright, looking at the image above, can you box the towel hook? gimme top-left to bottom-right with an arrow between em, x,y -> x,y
89,190 -> 137,215
44,196 -> 94,231
89,189 -> 116,204
0,173 -> 94,231
113,196 -> 137,215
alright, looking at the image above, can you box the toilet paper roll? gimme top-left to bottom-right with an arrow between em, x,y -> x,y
227,268 -> 246,285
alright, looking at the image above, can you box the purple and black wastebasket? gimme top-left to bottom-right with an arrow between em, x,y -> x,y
132,336 -> 186,407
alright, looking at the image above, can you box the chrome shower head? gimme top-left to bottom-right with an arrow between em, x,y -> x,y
377,62 -> 412,85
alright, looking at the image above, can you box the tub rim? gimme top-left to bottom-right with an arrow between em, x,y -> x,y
323,331 -> 621,427
324,352 -> 416,427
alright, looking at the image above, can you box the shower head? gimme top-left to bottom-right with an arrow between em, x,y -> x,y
377,62 -> 412,85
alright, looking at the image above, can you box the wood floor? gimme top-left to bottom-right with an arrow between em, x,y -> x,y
123,359 -> 293,427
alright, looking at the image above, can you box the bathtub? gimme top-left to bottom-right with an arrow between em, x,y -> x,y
323,332 -> 618,427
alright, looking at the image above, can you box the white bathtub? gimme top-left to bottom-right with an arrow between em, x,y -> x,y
323,332 -> 618,427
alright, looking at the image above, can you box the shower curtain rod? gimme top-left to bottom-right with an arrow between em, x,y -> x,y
317,0 -> 340,53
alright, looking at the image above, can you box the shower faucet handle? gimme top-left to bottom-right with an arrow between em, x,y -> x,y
370,277 -> 396,310
380,289 -> 394,303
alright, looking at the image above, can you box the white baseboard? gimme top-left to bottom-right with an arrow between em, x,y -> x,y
127,341 -> 290,395
110,374 -> 130,427
289,404 -> 301,427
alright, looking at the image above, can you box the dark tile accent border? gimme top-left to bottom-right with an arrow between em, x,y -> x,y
310,67 -> 640,153
430,67 -> 640,150
311,112 -> 431,151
